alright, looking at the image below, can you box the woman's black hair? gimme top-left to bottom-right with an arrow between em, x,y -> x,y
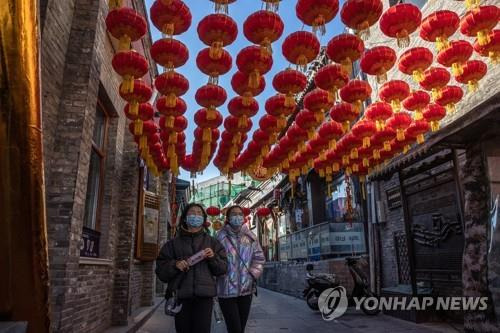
225,205 -> 243,222
179,202 -> 207,228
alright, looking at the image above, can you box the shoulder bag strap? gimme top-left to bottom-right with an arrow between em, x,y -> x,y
225,235 -> 257,281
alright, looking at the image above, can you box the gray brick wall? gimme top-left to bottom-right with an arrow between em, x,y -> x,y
41,0 -> 168,332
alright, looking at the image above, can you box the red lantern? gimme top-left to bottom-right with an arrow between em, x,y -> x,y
419,67 -> 451,100
423,103 -> 446,132
330,102 -> 359,132
420,10 -> 460,51
340,0 -> 383,39
339,79 -> 372,112
296,109 -> 320,139
207,206 -> 221,216
155,71 -> 189,107
242,207 -> 251,216
460,5 -> 500,46
342,133 -> 362,161
372,126 -> 396,153
228,96 -> 259,118
112,51 -> 148,94
194,109 -> 223,130
360,46 -> 397,83
326,33 -> 365,74
314,64 -> 349,101
197,14 -> 238,59
236,45 -> 273,89
379,3 -> 422,48
435,86 -> 464,114
273,69 -> 307,107
106,7 -> 147,51
150,38 -> 189,70
150,0 -> 191,36
402,90 -> 430,120
124,102 -> 154,122
387,112 -> 412,141
256,207 -> 271,217
260,114 -> 280,135
352,119 -> 377,148
406,120 -> 430,145
196,47 -> 232,84
119,79 -> 152,117
455,60 -> 488,93
379,80 -> 410,112
156,96 -> 186,127
398,47 -> 433,83
195,84 -> 227,121
437,40 -> 473,77
224,115 -> 252,134
365,101 -> 393,131
282,31 -> 320,70
243,10 -> 284,54
159,115 -> 188,132
231,71 -> 266,105
474,29 -> 500,63
304,88 -> 334,123
296,0 -> 339,35
265,94 -> 295,129
318,120 -> 344,150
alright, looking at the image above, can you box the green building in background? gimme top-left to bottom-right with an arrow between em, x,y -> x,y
192,173 -> 259,208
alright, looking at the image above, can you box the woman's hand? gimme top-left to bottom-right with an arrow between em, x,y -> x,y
203,248 -> 214,258
175,260 -> 189,272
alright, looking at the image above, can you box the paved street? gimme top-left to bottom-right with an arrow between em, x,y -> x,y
139,288 -> 462,333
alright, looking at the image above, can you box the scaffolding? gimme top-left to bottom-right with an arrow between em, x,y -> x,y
192,176 -> 259,208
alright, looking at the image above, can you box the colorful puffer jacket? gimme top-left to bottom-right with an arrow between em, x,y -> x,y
216,223 -> 266,298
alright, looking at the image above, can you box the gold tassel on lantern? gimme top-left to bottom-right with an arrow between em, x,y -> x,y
350,148 -> 358,160
376,71 -> 387,84
363,158 -> 370,167
417,134 -> 425,144
477,29 -> 491,46
168,132 -> 177,144
332,162 -> 340,172
285,93 -> 295,107
342,120 -> 350,132
430,120 -> 440,132
118,34 -> 131,51
278,115 -> 287,129
312,15 -> 326,36
162,23 -> 175,37
238,115 -> 247,127
134,119 -> 143,136
139,136 -> 148,150
167,144 -> 175,158
129,101 -> 139,117
414,109 -> 423,120
465,0 -> 480,9
451,62 -> 464,77
248,70 -> 261,90
396,129 -> 405,141
467,80 -> 479,93
446,103 -> 456,115
207,108 -> 216,121
341,58 -> 353,76
412,69 -> 424,83
109,0 -> 123,9
384,140 -> 391,152
362,137 -> 370,148
435,36 -> 450,52
296,54 -> 308,72
166,93 -> 177,107
329,140 -> 337,150
391,99 -> 401,113
319,169 -> 325,178
202,128 -> 212,142
121,75 -> 134,94
356,21 -> 371,40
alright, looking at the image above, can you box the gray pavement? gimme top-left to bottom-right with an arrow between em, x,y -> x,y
138,288 -> 463,333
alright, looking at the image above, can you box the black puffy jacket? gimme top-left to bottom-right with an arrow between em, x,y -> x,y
155,227 -> 227,299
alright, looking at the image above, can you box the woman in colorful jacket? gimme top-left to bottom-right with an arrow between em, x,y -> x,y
216,205 -> 266,333
156,203 -> 227,333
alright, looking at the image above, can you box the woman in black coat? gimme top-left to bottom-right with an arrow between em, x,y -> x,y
155,203 -> 228,333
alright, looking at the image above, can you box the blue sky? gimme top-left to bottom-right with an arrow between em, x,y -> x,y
145,0 -> 346,183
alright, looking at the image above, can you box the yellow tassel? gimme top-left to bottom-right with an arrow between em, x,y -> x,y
431,121 -> 440,132
165,116 -> 174,129
477,29 -> 491,47
307,129 -> 315,140
373,149 -> 381,160
396,129 -> 405,141
326,166 -> 332,175
167,144 -> 175,158
435,36 -> 449,52
301,165 -> 308,174
363,158 -> 369,168
238,115 -> 247,128
451,62 -> 464,77
342,155 -> 349,165
414,110 -> 423,121
202,128 -> 212,142
231,133 -> 241,145
134,120 -> 143,136
376,72 -> 387,84
118,35 -> 131,51
391,99 -> 401,113
340,58 -> 353,76
319,169 -> 325,178
446,103 -> 456,115
202,142 -> 210,159
162,23 -> 175,37
285,94 -> 295,107
329,140 -> 337,150
249,70 -> 261,89
242,95 -> 252,106
352,164 -> 359,172
465,0 -> 480,9
350,148 -> 358,160
278,116 -> 287,129
207,108 -> 216,121
467,80 -> 479,93
356,21 -> 371,41
139,136 -> 147,150
209,41 -> 223,60
353,100 -> 362,113
431,88 -> 442,101
283,159 -> 289,169
384,141 -> 391,152
342,121 -> 350,132
396,30 -> 410,48
129,101 -> 139,117
167,93 -> 177,107
109,0 -> 123,9
412,70 -> 424,83
363,136 -> 370,148
417,134 -> 425,144
489,51 -> 500,64
332,162 -> 340,172
261,145 -> 269,156
315,111 -> 325,123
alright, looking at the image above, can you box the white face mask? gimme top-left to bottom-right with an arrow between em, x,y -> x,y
229,215 -> 244,227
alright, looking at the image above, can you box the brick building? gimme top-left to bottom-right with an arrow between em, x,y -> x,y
39,0 -> 170,332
